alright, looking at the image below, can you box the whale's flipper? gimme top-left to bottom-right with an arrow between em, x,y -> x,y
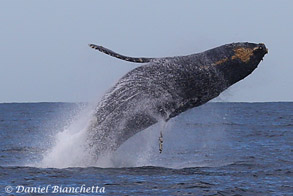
89,44 -> 155,63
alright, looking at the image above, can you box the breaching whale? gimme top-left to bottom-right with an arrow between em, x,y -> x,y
87,42 -> 268,154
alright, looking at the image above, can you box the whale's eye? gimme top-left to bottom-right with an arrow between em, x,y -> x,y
259,46 -> 263,50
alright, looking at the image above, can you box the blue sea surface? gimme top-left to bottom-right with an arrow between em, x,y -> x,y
0,102 -> 292,195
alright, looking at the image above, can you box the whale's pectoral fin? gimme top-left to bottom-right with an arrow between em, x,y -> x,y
89,44 -> 155,63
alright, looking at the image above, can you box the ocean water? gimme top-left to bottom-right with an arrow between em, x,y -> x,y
0,102 -> 292,195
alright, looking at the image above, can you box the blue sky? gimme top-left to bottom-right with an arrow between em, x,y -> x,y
0,0 -> 292,102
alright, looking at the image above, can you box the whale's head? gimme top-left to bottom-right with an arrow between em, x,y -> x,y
209,42 -> 268,86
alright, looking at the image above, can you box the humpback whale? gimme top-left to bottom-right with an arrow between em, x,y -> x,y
87,42 -> 268,154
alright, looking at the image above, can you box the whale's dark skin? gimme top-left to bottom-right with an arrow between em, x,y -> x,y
87,42 -> 268,154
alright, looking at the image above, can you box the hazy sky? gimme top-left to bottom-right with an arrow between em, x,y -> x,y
0,0 -> 292,102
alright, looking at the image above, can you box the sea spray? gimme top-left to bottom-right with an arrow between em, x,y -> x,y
38,104 -> 98,168
37,101 -> 164,168
36,101 -> 233,169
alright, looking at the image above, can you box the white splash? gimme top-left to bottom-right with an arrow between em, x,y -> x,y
38,105 -> 98,168
35,102 -> 233,169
